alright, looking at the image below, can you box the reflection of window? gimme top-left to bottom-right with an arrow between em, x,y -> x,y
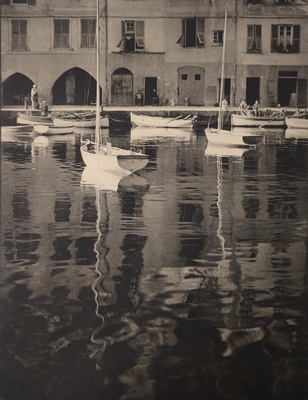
182,74 -> 188,80
11,20 -> 27,50
247,25 -> 261,52
271,24 -> 300,53
117,20 -> 145,52
81,19 -> 96,48
54,19 -> 70,48
213,30 -> 223,46
177,18 -> 205,48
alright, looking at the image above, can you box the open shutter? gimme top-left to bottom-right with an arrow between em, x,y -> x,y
176,19 -> 185,47
117,21 -> 125,48
81,20 -> 88,47
293,25 -> 300,52
135,20 -> 144,49
20,20 -> 27,49
255,25 -> 261,50
247,25 -> 254,51
271,25 -> 278,52
196,18 -> 205,46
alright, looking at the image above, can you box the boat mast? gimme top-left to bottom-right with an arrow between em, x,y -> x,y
95,0 -> 100,151
218,6 -> 228,133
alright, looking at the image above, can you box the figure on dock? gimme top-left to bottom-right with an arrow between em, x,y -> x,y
41,101 -> 48,117
152,89 -> 159,106
253,100 -> 260,117
31,84 -> 39,110
135,90 -> 143,106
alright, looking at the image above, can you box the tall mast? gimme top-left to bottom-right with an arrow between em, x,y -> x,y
95,0 -> 100,150
218,7 -> 227,133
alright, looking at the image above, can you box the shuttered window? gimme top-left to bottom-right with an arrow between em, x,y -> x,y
177,18 -> 205,48
247,25 -> 262,52
118,20 -> 145,52
54,19 -> 69,48
81,19 -> 96,48
271,24 -> 300,53
11,20 -> 27,50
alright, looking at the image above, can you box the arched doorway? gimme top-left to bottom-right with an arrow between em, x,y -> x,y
111,68 -> 133,106
52,68 -> 101,106
2,73 -> 33,105
177,66 -> 205,106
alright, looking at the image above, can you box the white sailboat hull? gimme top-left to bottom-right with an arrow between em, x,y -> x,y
53,115 -> 109,128
205,128 -> 263,147
232,113 -> 285,127
17,113 -> 53,125
285,117 -> 308,129
131,112 -> 192,128
80,143 -> 148,173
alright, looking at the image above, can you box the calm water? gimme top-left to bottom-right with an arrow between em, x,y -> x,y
1,126 -> 308,400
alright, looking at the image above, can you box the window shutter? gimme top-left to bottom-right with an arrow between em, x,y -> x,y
196,18 -> 205,46
1,0 -> 10,5
135,20 -> 144,49
255,25 -> 261,50
293,25 -> 300,52
271,25 -> 278,52
176,19 -> 185,47
247,25 -> 254,50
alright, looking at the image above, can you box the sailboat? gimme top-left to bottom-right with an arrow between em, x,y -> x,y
80,0 -> 148,173
205,7 -> 263,148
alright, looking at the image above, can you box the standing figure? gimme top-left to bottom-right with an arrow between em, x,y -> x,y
135,90 -> 143,106
222,97 -> 228,110
253,100 -> 260,117
31,84 -> 39,110
152,89 -> 159,106
41,101 -> 48,117
239,99 -> 247,114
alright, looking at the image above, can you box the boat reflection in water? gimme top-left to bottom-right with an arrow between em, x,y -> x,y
285,128 -> 308,140
204,143 -> 258,158
131,126 -> 193,142
80,167 -> 149,368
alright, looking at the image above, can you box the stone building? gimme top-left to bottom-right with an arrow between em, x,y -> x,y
1,0 -> 307,107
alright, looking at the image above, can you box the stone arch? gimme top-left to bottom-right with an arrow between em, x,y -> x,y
2,73 -> 34,105
52,67 -> 101,106
111,68 -> 133,106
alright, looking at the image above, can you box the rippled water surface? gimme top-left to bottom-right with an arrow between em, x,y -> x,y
1,127 -> 308,400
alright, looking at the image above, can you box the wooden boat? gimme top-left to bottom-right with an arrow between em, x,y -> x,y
285,114 -> 308,129
53,113 -> 109,128
80,0 -> 148,174
131,112 -> 193,128
17,112 -> 53,125
231,112 -> 286,127
33,123 -> 75,135
1,124 -> 33,133
205,9 -> 263,148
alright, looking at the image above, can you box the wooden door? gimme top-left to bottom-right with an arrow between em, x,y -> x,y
111,69 -> 133,106
177,66 -> 205,106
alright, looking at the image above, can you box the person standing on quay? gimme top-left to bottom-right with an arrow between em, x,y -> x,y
31,84 -> 39,110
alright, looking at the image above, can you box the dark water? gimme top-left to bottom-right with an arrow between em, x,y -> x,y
1,126 -> 308,400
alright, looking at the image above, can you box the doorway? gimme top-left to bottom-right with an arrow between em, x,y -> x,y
178,66 -> 205,105
111,68 -> 133,106
218,78 -> 231,104
278,71 -> 297,107
144,77 -> 157,105
246,77 -> 260,106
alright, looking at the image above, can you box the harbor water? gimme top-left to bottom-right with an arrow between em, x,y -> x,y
1,126 -> 307,400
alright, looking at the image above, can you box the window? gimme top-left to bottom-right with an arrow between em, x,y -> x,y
54,19 -> 70,48
10,0 -> 36,4
81,19 -> 96,48
182,74 -> 188,80
247,25 -> 261,52
11,20 -> 27,50
195,74 -> 201,80
117,21 -> 145,52
271,25 -> 300,53
213,30 -> 223,46
246,0 -> 263,3
12,0 -> 27,3
177,18 -> 205,48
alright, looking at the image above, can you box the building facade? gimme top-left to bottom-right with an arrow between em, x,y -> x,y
1,0 -> 307,107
